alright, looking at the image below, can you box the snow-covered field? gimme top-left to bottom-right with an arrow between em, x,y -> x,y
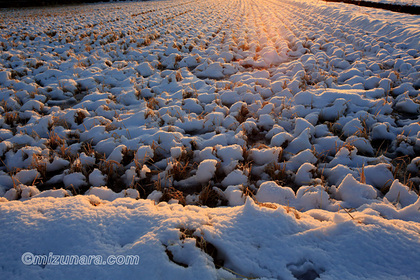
1,0 -> 420,278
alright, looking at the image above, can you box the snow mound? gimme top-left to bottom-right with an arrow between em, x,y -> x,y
1,196 -> 420,279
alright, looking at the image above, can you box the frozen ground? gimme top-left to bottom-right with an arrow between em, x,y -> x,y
1,0 -> 420,278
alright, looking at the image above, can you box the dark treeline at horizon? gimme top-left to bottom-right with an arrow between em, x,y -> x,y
323,0 -> 420,15
0,0 -> 148,8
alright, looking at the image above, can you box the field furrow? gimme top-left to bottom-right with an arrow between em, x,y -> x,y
0,0 -> 419,214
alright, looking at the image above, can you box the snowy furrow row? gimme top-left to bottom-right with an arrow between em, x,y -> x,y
0,0 -> 419,220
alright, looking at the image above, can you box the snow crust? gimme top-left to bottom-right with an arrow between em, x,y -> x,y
1,196 -> 420,279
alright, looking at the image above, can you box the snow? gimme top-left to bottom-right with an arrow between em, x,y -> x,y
221,169 -> 248,187
250,147 -> 282,165
385,180 -> 419,208
176,159 -> 218,188
1,0 -> 420,278
256,181 -> 296,205
1,196 -> 420,279
63,172 -> 86,189
88,168 -> 107,187
85,186 -> 139,201
12,169 -> 40,186
336,174 -> 378,208
294,163 -> 316,186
